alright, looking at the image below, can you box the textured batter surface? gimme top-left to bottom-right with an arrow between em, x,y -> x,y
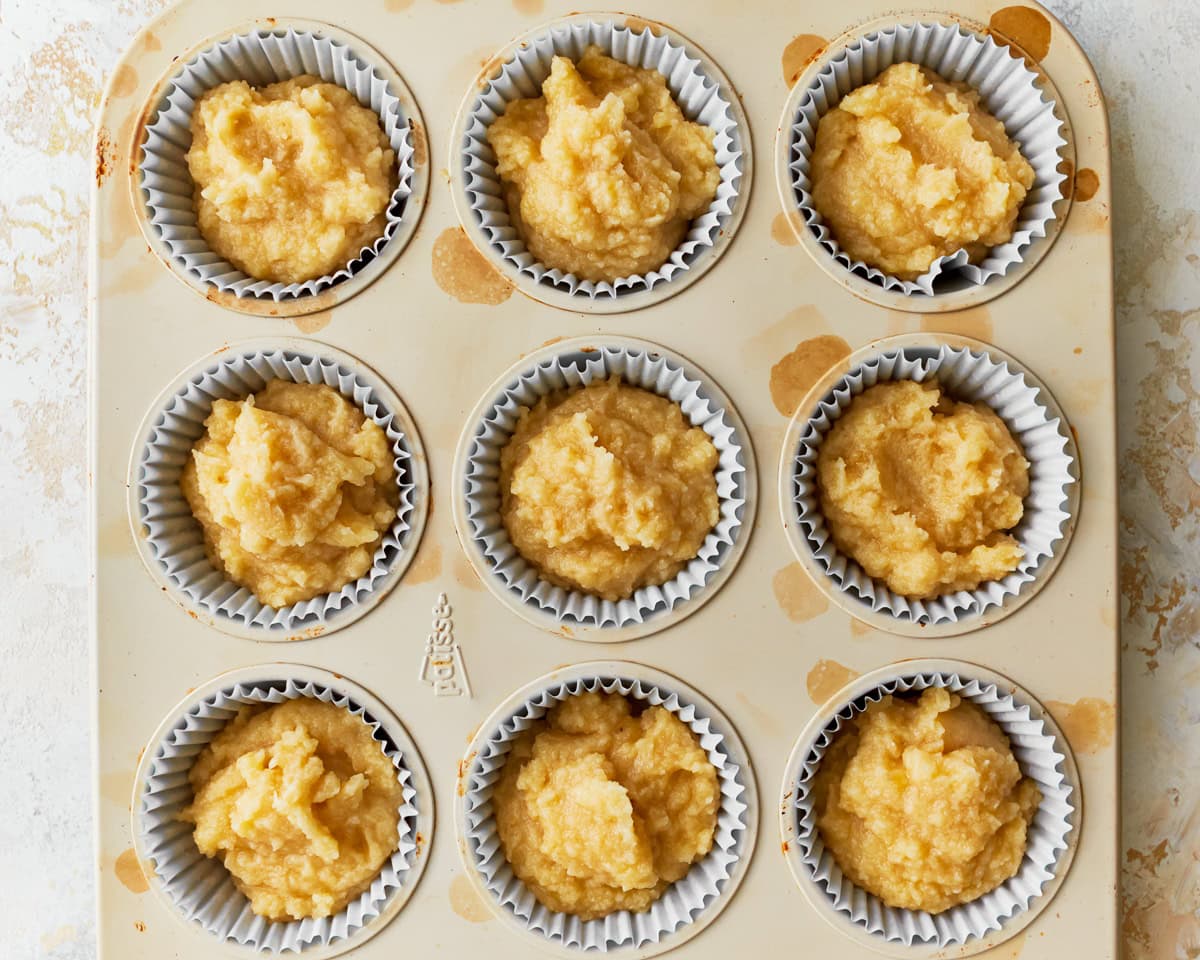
811,62 -> 1035,280
814,687 -> 1041,913
487,45 -> 719,283
499,377 -> 719,601
493,691 -> 719,920
188,77 -> 396,284
181,699 -> 403,921
817,380 -> 1029,598
181,379 -> 397,608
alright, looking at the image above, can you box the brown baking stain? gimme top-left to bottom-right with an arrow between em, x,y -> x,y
133,921 -> 146,933
143,31 -> 162,53
736,690 -> 782,736
293,309 -> 333,334
1059,158 -> 1075,200
770,334 -> 851,417
1074,167 -> 1100,202
1046,698 -> 1115,755
772,562 -> 828,623
432,227 -> 513,305
95,126 -> 116,186
849,617 -> 876,637
454,552 -> 485,591
114,848 -> 149,894
385,0 -> 415,9
111,64 -> 138,99
806,659 -> 860,705
406,539 -> 444,585
920,306 -> 993,343
513,0 -> 544,13
782,34 -> 827,87
449,873 -> 491,922
409,119 -> 428,167
541,336 -> 566,348
988,6 -> 1052,63
771,211 -> 801,247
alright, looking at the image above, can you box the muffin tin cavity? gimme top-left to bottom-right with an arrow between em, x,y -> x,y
450,13 -> 751,313
128,339 -> 428,641
452,336 -> 756,642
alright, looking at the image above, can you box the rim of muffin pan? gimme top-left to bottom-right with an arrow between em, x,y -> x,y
773,11 -> 1076,314
455,660 -> 759,958
448,12 -> 753,315
126,337 -> 429,642
778,657 -> 1082,958
131,662 -> 434,958
130,17 -> 429,318
776,333 -> 1081,639
451,335 -> 758,643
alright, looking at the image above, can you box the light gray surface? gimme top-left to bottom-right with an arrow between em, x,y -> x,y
0,1 -> 1195,958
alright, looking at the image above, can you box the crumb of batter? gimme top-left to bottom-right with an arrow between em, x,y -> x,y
486,45 -> 719,283
811,62 -> 1035,280
816,379 -> 1028,598
814,687 -> 1041,913
499,377 -> 719,601
493,691 -> 719,919
180,698 -> 403,920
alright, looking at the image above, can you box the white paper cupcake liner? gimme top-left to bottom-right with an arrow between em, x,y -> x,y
786,21 -> 1067,295
138,26 -> 416,301
135,345 -> 417,634
463,344 -> 749,628
790,343 -> 1075,624
461,16 -> 745,300
462,670 -> 752,950
138,675 -> 421,953
792,668 -> 1077,946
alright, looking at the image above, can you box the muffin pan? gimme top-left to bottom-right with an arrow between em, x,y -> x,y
91,1 -> 1117,959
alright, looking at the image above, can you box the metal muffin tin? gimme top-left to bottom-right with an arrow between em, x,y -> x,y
90,1 -> 1118,958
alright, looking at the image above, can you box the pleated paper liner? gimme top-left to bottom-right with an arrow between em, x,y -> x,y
131,663 -> 434,957
456,661 -> 758,958
778,335 -> 1079,638
779,659 -> 1080,958
776,16 -> 1072,310
136,21 -> 427,315
449,13 -> 751,313
128,338 -> 428,641
451,336 -> 757,643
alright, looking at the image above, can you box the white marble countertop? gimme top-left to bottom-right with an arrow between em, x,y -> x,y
1,1 -> 1196,957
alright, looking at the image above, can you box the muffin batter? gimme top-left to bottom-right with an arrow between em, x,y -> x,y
188,76 -> 396,284
181,379 -> 397,608
811,62 -> 1035,279
814,687 -> 1041,913
499,377 -> 719,601
180,698 -> 404,921
486,45 -> 719,283
817,380 -> 1028,598
493,691 -> 719,919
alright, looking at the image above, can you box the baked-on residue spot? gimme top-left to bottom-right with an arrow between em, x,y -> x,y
513,0 -> 544,13
772,562 -> 828,623
110,64 -> 138,99
782,34 -> 827,87
771,211 -> 800,247
449,872 -> 491,922
114,848 -> 149,894
94,127 -> 115,186
1045,697 -> 1115,755
409,119 -> 427,167
293,309 -> 332,334
806,659 -> 860,705
405,539 -> 443,585
1074,168 -> 1100,202
920,306 -> 993,343
384,0 -> 415,9
770,334 -> 851,417
453,552 -> 484,591
431,227 -> 512,305
988,6 -> 1052,62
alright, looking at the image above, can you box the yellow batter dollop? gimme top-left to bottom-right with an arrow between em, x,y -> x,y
486,45 -> 720,283
814,687 -> 1041,913
493,691 -> 719,920
180,698 -> 404,921
181,379 -> 397,608
811,62 -> 1035,280
188,76 -> 396,284
817,380 -> 1028,598
499,378 -> 719,602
